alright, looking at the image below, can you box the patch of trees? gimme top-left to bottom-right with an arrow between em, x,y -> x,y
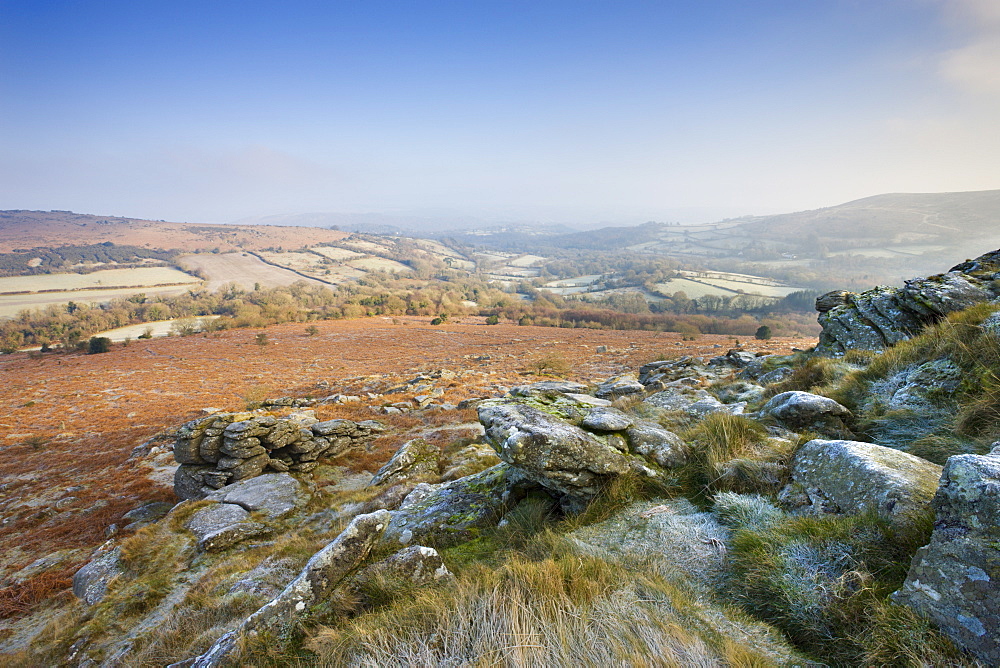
0,243 -> 176,277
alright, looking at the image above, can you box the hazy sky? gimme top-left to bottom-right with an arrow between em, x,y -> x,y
2,0 -> 998,226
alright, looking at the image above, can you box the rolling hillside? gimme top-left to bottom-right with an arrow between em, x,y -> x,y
0,210 -> 348,253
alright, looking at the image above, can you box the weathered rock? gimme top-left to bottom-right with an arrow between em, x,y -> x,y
174,464 -> 216,500
352,545 -> 453,590
893,448 -> 1000,664
220,437 -> 265,458
72,546 -> 123,605
440,443 -> 500,481
122,501 -> 174,525
594,374 -> 644,400
778,439 -> 942,527
715,381 -> 765,405
382,464 -> 513,548
369,438 -> 441,487
762,391 -> 852,435
190,510 -> 391,667
562,392 -> 612,407
479,401 -> 631,499
627,424 -> 688,468
186,503 -> 251,539
510,380 -> 590,398
197,522 -> 271,552
222,453 -> 270,482
398,482 -> 442,509
581,407 -> 634,432
205,473 -> 309,520
815,290 -> 851,312
816,251 -> 1000,355
757,367 -> 794,386
311,419 -> 358,437
708,349 -> 758,369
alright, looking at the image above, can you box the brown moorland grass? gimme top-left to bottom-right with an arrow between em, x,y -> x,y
0,315 -> 813,624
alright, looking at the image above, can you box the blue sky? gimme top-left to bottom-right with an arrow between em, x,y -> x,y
2,0 -> 998,226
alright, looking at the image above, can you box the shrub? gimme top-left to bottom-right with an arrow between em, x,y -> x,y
138,327 -> 153,340
305,325 -> 320,336
87,337 -> 112,354
255,332 -> 269,347
485,314 -> 500,325
755,325 -> 772,340
527,353 -> 572,377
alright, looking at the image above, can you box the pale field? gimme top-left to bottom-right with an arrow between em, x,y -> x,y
653,278 -> 739,299
311,246 -> 364,261
678,269 -> 784,284
826,249 -> 902,259
695,277 -> 802,297
346,257 -> 413,273
340,238 -> 393,254
0,285 -> 194,318
0,267 -> 199,294
257,251 -> 327,270
178,253 -> 331,291
508,254 -> 546,267
544,275 -> 603,288
90,316 -> 222,342
410,239 -> 458,256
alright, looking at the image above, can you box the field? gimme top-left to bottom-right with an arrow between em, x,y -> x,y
0,267 -> 199,294
0,316 -> 815,641
0,285 -> 195,319
177,253 -> 331,290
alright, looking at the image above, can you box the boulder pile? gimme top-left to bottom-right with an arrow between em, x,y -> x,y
173,411 -> 386,499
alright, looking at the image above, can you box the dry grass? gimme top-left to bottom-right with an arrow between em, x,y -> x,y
0,317 -> 813,623
306,544 -> 794,667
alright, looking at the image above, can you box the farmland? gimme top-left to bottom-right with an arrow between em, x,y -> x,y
0,267 -> 199,294
177,252 -> 331,290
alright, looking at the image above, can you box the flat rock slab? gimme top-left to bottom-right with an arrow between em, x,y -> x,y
893,448 -> 1000,665
581,407 -> 634,432
205,473 -> 309,520
779,439 -> 942,527
510,381 -> 590,398
186,503 -> 251,540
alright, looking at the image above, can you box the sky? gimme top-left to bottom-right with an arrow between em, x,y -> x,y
1,0 -> 999,227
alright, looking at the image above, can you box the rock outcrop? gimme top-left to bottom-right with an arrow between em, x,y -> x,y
478,401 -> 632,502
173,412 -> 385,499
815,249 -> 1000,355
191,510 -> 392,667
893,447 -> 1000,664
381,464 -> 515,548
778,439 -> 942,528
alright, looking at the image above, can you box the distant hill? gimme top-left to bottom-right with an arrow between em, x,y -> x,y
0,210 -> 348,253
732,190 -> 1000,244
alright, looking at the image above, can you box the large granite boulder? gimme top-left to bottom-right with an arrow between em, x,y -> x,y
815,249 -> 1000,355
762,391 -> 852,435
778,439 -> 942,528
893,447 -> 1000,665
478,401 -> 631,501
